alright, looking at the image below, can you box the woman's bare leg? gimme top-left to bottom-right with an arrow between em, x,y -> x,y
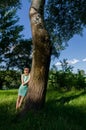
16,96 -> 21,109
18,96 -> 24,108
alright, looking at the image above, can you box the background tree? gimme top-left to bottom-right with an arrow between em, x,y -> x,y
0,4 -> 32,70
76,69 -> 86,89
8,39 -> 32,70
0,7 -> 23,70
60,59 -> 73,72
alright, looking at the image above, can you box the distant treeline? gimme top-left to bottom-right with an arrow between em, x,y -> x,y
48,69 -> 86,90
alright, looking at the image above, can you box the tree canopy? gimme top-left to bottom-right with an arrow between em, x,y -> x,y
45,0 -> 86,52
8,39 -> 32,70
0,0 -> 20,8
0,7 -> 23,69
0,2 -> 32,70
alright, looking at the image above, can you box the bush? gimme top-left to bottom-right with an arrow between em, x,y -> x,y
48,70 -> 86,90
0,70 -> 21,89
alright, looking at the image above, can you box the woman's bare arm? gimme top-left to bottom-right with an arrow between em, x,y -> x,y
21,74 -> 24,84
23,74 -> 30,85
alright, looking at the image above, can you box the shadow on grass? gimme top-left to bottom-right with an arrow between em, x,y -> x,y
44,100 -> 86,130
0,91 -> 86,130
55,90 -> 86,104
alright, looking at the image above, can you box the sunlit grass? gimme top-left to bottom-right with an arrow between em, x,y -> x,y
0,88 -> 86,130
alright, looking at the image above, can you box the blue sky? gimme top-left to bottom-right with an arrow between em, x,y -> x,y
17,0 -> 86,73
54,29 -> 86,73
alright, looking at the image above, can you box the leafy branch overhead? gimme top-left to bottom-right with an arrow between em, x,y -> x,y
45,0 -> 86,50
0,0 -> 20,8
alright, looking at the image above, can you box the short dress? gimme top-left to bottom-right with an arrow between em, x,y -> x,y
18,74 -> 30,97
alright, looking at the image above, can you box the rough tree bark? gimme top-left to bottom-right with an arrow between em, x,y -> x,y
22,0 -> 51,112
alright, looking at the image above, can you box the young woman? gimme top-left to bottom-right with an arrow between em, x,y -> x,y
16,67 -> 30,110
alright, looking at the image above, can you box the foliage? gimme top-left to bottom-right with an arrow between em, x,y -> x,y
48,69 -> 86,90
45,0 -> 86,54
60,58 -> 73,72
49,59 -> 86,90
0,5 -> 32,70
0,0 -> 20,8
0,7 -> 23,69
0,70 -> 21,89
76,70 -> 86,89
0,89 -> 86,130
5,39 -> 32,70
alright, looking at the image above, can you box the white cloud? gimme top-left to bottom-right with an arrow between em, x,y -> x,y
55,62 -> 61,66
82,58 -> 86,62
55,59 -> 79,66
67,59 -> 79,65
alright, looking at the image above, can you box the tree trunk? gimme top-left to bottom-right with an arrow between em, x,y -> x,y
22,0 -> 51,112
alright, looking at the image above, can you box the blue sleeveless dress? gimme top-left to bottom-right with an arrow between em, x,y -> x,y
18,74 -> 30,97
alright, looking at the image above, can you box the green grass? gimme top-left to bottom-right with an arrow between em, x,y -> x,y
0,89 -> 86,130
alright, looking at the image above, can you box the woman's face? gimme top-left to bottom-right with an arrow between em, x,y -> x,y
24,68 -> 29,74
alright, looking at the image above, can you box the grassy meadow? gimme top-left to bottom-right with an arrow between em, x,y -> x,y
0,89 -> 86,130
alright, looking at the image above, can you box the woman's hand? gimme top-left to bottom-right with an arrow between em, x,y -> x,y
22,82 -> 24,86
